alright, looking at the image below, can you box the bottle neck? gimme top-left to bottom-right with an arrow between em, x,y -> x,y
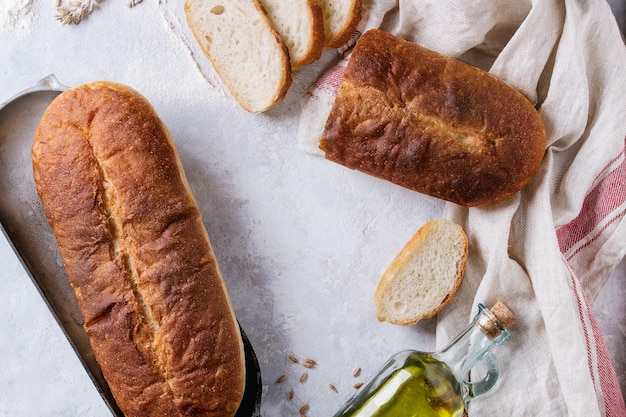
432,304 -> 511,384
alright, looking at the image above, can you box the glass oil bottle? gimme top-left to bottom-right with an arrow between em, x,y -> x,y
333,302 -> 516,417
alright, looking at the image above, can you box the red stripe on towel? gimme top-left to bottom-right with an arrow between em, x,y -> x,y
556,137 -> 626,415
586,296 -> 626,416
568,266 -> 626,416
556,137 -> 626,258
307,61 -> 347,100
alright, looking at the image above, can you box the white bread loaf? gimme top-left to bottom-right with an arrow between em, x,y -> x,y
319,0 -> 362,48
258,0 -> 325,69
320,29 -> 547,207
184,0 -> 292,112
374,218 -> 468,326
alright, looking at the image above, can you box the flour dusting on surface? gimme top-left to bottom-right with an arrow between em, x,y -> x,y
0,0 -> 37,33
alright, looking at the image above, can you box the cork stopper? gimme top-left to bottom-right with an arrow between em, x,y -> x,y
491,301 -> 517,329
477,301 -> 517,339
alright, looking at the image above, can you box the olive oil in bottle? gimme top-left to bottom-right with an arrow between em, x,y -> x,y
340,351 -> 463,417
333,302 -> 516,417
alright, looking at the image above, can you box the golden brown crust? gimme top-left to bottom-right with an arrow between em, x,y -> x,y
320,29 -> 546,206
32,81 -> 245,417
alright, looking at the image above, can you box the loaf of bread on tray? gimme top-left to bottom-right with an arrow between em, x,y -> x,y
320,29 -> 547,207
374,218 -> 468,326
32,81 -> 245,417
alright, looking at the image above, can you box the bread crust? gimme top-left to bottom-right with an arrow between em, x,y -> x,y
249,0 -> 293,105
32,82 -> 245,417
322,0 -> 362,48
320,29 -> 546,206
297,0 -> 326,68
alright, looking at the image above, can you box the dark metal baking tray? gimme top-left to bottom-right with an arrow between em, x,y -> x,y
0,76 -> 261,417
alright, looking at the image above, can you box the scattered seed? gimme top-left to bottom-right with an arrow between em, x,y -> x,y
288,390 -> 294,400
288,354 -> 299,364
354,382 -> 364,389
300,372 -> 308,383
329,383 -> 338,393
300,403 -> 310,414
276,375 -> 287,384
353,367 -> 361,377
304,358 -> 317,367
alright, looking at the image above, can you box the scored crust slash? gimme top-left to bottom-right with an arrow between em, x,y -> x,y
32,81 -> 246,417
320,29 -> 547,207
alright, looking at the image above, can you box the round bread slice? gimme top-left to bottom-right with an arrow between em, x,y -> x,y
258,0 -> 325,69
374,218 -> 468,326
319,0 -> 362,48
184,0 -> 292,112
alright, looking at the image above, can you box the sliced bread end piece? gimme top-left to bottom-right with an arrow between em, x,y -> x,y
374,218 -> 468,326
184,0 -> 292,112
319,0 -> 362,48
259,0 -> 325,70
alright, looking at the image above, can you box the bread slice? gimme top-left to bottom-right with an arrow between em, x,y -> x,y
184,0 -> 292,112
319,0 -> 362,48
258,0 -> 325,69
374,218 -> 468,326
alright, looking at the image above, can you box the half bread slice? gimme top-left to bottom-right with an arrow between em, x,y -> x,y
184,0 -> 292,112
259,0 -> 325,69
374,218 -> 468,326
319,0 -> 362,48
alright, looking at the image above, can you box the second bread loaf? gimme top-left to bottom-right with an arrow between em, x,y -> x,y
320,29 -> 546,206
